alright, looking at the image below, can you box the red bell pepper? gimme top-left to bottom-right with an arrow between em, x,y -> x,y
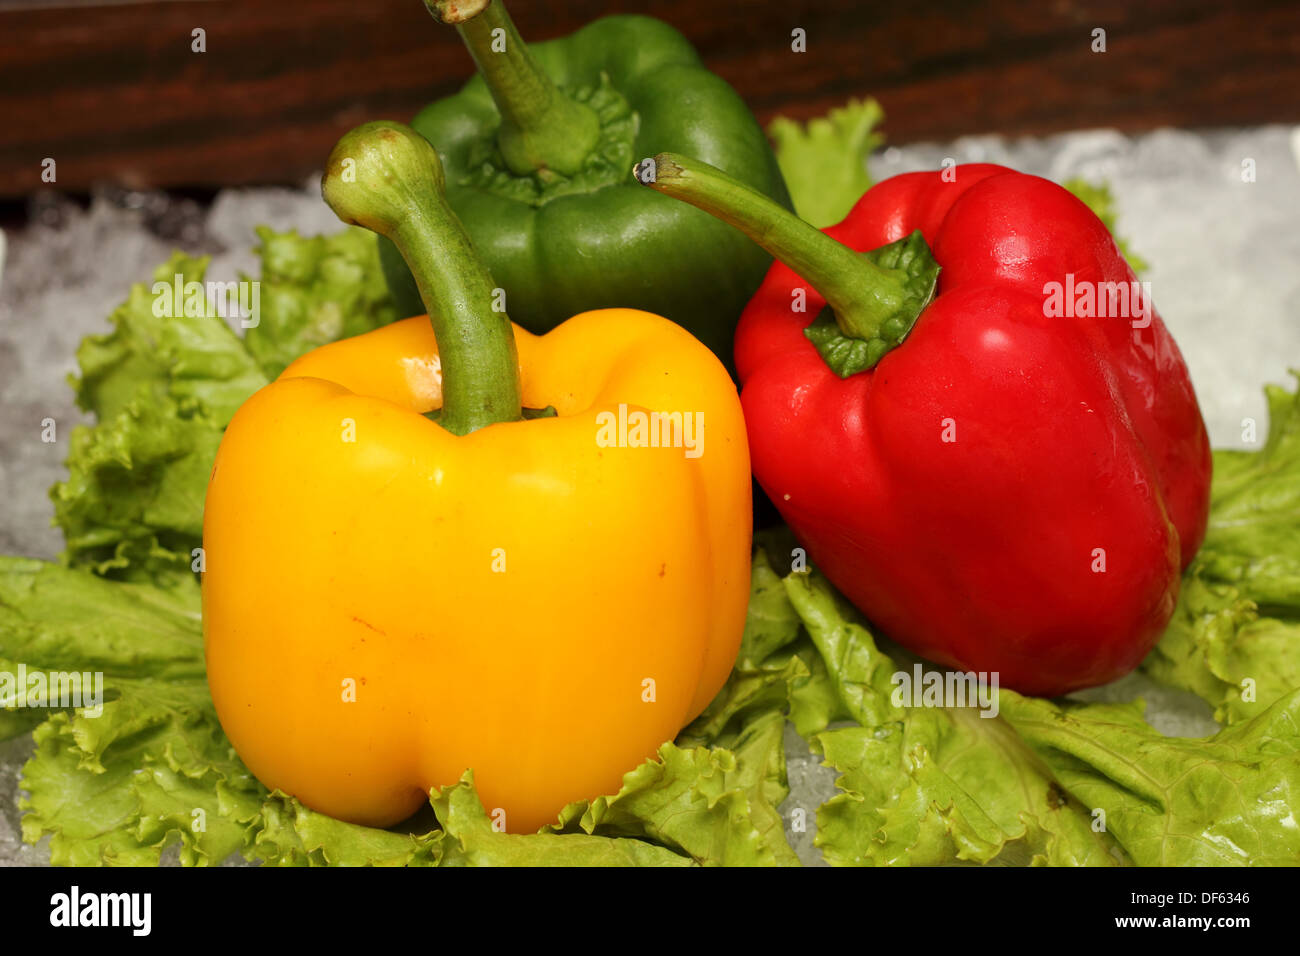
638,155 -> 1211,696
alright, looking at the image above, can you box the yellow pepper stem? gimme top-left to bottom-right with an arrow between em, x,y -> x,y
322,121 -> 523,435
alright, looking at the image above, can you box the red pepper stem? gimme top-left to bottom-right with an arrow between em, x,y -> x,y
322,121 -> 522,436
427,0 -> 600,179
637,152 -> 912,341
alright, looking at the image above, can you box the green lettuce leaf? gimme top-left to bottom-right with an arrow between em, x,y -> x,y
1197,374 -> 1300,610
1142,375 -> 1300,722
51,396 -> 224,579
775,560 -> 1300,867
0,557 -> 202,687
243,796 -> 442,867
244,226 -> 399,379
1143,575 -> 1300,726
768,98 -> 883,228
769,561 -> 1300,866
0,553 -> 251,865
999,689 -> 1300,866
53,253 -> 253,579
434,772 -> 690,867
552,714 -> 797,866
51,229 -> 394,583
744,531 -> 852,738
784,568 -> 1123,866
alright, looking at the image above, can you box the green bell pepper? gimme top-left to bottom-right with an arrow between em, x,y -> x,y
379,0 -> 793,362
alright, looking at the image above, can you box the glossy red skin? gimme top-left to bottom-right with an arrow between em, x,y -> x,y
736,164 -> 1212,696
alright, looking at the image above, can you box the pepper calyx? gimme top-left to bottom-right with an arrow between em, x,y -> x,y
635,151 -> 939,376
804,231 -> 940,377
461,71 -> 637,206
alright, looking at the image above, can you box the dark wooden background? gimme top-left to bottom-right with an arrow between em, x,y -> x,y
2,0 -> 1298,198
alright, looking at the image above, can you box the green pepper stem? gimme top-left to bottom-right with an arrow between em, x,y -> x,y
426,0 -> 600,178
322,121 -> 522,436
636,152 -> 919,342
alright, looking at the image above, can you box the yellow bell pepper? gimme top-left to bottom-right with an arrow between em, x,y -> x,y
202,122 -> 751,833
